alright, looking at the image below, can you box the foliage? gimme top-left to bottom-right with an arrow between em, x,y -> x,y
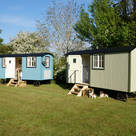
8,31 -> 49,54
115,0 -> 136,46
74,0 -> 136,48
54,68 -> 67,84
0,45 -> 13,54
53,54 -> 68,86
0,29 -> 3,46
53,54 -> 67,85
0,29 -> 13,54
37,0 -> 87,56
0,84 -> 136,136
53,54 -> 66,77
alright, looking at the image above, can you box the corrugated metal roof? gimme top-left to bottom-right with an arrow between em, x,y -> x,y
66,46 -> 136,56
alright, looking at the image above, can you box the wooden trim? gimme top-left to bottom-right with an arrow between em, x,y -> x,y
45,56 -> 50,68
92,54 -> 105,70
26,56 -> 37,68
2,57 -> 6,68
128,52 -> 131,92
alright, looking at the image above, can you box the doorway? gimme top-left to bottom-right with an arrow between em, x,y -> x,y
82,55 -> 90,83
15,57 -> 22,80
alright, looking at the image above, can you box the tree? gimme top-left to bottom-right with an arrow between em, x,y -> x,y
37,0 -> 87,56
0,29 -> 3,46
74,0 -> 131,49
8,31 -> 49,54
0,45 -> 13,54
0,29 -> 13,54
115,0 -> 136,46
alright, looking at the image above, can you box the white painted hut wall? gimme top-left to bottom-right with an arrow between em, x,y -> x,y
130,48 -> 136,92
67,55 -> 83,83
5,57 -> 15,78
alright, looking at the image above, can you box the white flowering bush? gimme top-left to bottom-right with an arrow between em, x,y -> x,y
8,31 -> 49,53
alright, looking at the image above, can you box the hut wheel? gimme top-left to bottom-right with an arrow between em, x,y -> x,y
116,92 -> 128,102
33,81 -> 40,86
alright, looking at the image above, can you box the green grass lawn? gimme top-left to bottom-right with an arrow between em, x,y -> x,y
0,83 -> 136,136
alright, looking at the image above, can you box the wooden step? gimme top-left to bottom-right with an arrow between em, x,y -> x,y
71,91 -> 79,95
68,83 -> 91,97
7,78 -> 27,87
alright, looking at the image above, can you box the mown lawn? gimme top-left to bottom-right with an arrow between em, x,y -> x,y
0,83 -> 136,136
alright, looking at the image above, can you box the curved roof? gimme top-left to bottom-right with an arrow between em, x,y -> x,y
0,52 -> 54,57
66,46 -> 136,56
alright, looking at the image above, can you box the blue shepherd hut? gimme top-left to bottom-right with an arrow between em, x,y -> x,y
0,52 -> 53,86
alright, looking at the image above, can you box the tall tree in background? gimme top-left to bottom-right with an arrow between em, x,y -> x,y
37,0 -> 87,56
8,31 -> 49,54
74,0 -> 130,49
115,0 -> 136,46
0,29 -> 3,46
74,0 -> 136,48
0,29 -> 13,54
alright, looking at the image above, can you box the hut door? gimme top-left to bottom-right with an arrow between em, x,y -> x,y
5,57 -> 15,78
83,66 -> 89,83
82,55 -> 90,83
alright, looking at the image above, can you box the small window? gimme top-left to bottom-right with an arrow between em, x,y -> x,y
2,57 -> 6,67
73,58 -> 76,63
45,56 -> 50,68
27,57 -> 36,67
93,54 -> 104,69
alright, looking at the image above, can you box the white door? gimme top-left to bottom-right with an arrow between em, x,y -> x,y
67,55 -> 83,83
5,57 -> 15,78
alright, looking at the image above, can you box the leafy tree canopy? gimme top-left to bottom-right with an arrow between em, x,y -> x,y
0,29 -> 3,46
0,29 -> 13,54
74,0 -> 136,49
8,31 -> 49,54
0,46 -> 13,54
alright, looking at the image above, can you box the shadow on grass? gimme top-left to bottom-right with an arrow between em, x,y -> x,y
93,87 -> 136,102
55,81 -> 73,90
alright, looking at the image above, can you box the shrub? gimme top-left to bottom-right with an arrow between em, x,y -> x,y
54,68 -> 67,84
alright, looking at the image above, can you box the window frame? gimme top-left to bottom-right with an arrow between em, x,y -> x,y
92,54 -> 104,70
45,56 -> 50,68
26,56 -> 36,68
2,57 -> 6,68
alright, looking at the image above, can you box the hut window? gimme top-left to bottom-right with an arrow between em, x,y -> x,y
2,57 -> 6,67
27,57 -> 36,67
73,58 -> 76,63
45,56 -> 50,68
93,54 -> 104,69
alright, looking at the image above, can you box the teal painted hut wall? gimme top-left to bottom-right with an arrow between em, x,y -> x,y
22,56 -> 42,80
0,58 -> 5,78
22,55 -> 53,80
41,54 -> 53,80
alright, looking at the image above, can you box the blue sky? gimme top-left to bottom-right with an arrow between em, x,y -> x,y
0,0 -> 91,44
